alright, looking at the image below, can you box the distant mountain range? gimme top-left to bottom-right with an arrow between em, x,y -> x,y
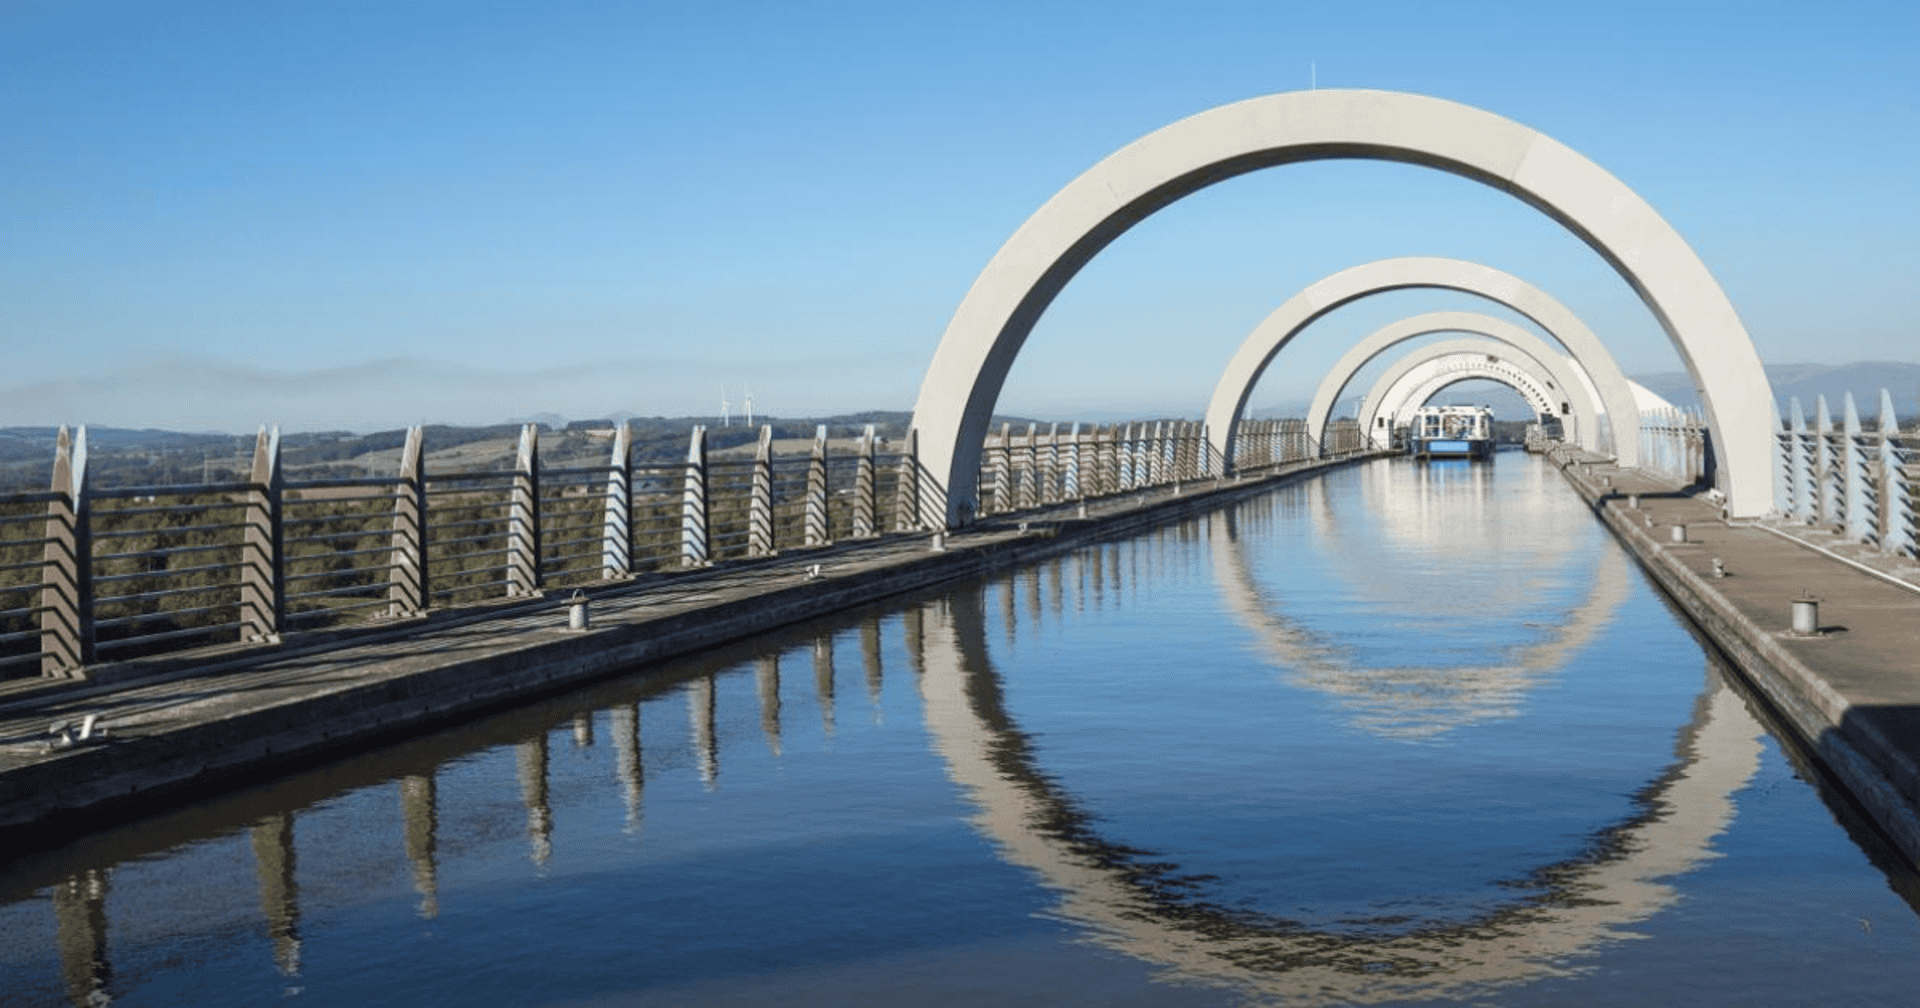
1631,361 -> 1920,418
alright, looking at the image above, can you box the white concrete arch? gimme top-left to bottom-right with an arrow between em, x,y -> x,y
1360,339 -> 1572,442
1218,259 -> 1639,467
908,90 -> 1775,525
1375,357 -> 1553,431
1304,310 -> 1599,450
1369,349 -> 1564,439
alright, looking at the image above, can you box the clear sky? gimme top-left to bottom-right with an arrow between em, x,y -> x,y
4,0 -> 1916,432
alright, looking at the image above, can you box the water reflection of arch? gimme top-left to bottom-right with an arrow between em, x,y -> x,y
1209,484 -> 1634,741
1307,312 -> 1599,452
916,575 -> 1764,1003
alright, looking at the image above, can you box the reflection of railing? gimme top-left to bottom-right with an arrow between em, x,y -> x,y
1775,391 -> 1918,557
0,421 -> 927,678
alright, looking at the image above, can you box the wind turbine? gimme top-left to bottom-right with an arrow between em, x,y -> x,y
720,386 -> 731,427
743,383 -> 755,426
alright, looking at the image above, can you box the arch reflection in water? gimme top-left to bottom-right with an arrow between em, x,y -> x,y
912,578 -> 1764,1003
1210,460 -> 1632,741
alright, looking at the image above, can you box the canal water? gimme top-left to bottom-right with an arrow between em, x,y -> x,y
4,452 -> 1919,1006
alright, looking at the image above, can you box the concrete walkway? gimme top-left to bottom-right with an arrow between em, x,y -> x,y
1548,448 -> 1920,868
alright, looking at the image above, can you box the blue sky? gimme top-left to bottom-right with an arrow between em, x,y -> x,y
4,0 -> 1916,432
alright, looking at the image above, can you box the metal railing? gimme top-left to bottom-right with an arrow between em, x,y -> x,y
1640,407 -> 1710,487
0,421 -> 923,678
0,412 -> 1372,678
1774,391 -> 1917,558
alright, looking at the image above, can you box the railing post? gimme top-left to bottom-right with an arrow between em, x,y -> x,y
680,425 -> 709,568
852,424 -> 877,538
1788,399 -> 1811,522
805,425 -> 829,546
39,426 -> 92,676
239,425 -> 285,643
601,422 -> 632,580
1017,422 -> 1038,510
1052,418 -> 1067,499
1150,422 -> 1168,486
749,425 -> 775,555
1843,393 -> 1873,543
1163,421 -> 1178,481
388,426 -> 428,617
1090,425 -> 1110,495
506,424 -> 541,596
1876,390 -> 1905,555
1063,423 -> 1082,500
893,428 -> 920,532
991,422 -> 1012,516
1771,400 -> 1790,517
1814,396 -> 1837,528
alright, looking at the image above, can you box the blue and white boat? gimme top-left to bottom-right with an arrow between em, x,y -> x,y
1407,405 -> 1494,460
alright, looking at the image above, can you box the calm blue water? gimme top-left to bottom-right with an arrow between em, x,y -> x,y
4,452 -> 1918,1006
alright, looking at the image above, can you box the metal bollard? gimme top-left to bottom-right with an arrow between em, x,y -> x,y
806,563 -> 822,580
1670,524 -> 1687,544
1601,475 -> 1611,487
1790,593 -> 1820,636
930,531 -> 946,553
567,589 -> 590,631
1711,557 -> 1726,578
1628,494 -> 1639,509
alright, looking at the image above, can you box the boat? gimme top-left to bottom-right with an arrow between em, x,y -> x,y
1406,405 -> 1494,460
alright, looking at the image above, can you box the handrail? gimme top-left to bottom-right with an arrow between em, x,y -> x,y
5,416 -> 1270,676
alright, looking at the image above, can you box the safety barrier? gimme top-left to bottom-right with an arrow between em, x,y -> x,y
1775,391 -> 1917,558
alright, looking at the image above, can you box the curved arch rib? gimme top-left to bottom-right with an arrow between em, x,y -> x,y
909,90 -> 1773,525
1375,361 -> 1555,435
1304,310 -> 1600,450
1366,348 -> 1565,440
1223,259 -> 1639,467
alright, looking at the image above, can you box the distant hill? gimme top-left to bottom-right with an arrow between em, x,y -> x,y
1632,362 -> 1920,419
0,410 -> 1054,491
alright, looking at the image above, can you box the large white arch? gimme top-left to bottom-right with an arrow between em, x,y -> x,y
908,91 -> 1774,525
1294,279 -> 1622,446
1372,354 -> 1555,432
1218,259 -> 1639,468
1305,311 -> 1599,450
1364,347 -> 1566,446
